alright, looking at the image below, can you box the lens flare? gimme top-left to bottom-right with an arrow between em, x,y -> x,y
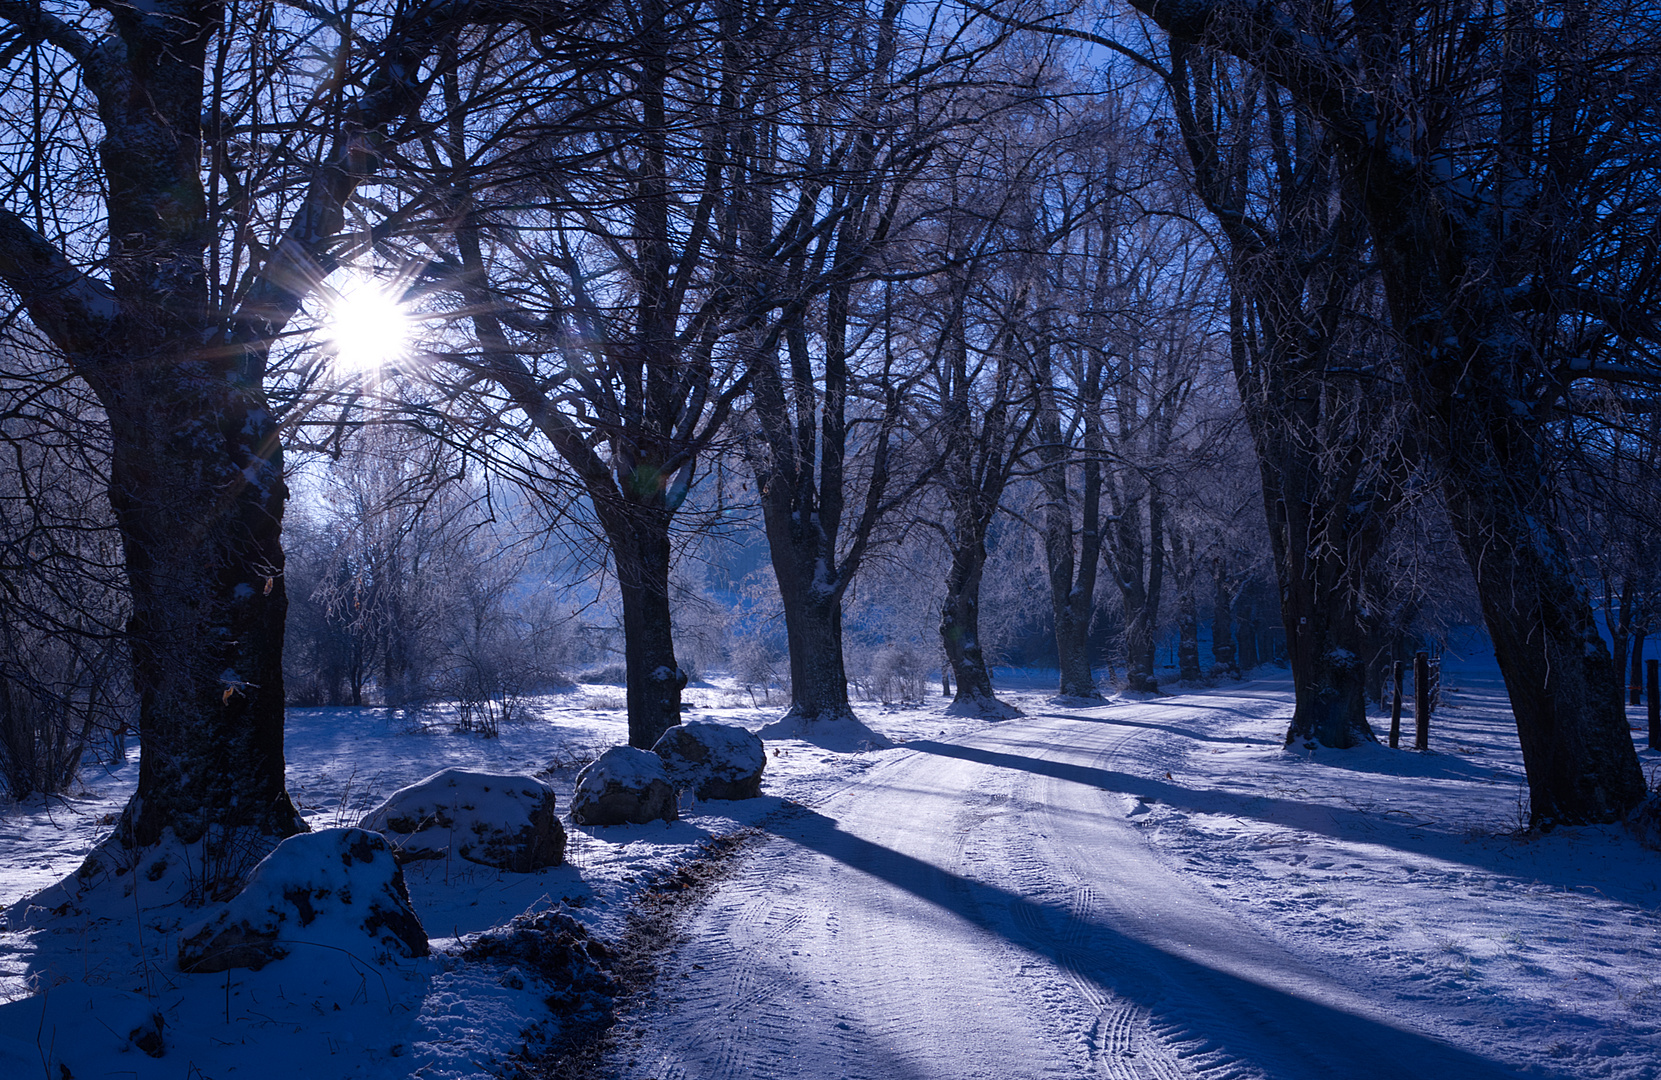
326,279 -> 412,372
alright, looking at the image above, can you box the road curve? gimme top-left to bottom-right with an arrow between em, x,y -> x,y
604,692 -> 1527,1079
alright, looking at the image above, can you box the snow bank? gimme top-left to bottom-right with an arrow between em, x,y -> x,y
360,767 -> 566,872
943,691 -> 1024,720
176,827 -> 427,973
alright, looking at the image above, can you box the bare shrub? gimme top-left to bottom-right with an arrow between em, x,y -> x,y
730,636 -> 788,705
857,644 -> 926,705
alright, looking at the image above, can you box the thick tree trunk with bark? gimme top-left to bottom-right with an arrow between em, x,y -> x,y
940,539 -> 999,706
98,356 -> 304,858
1258,431 -> 1384,748
1129,0 -> 1648,822
606,504 -> 686,750
780,585 -> 853,722
762,494 -> 856,721
1281,585 -> 1374,747
1433,409 -> 1642,823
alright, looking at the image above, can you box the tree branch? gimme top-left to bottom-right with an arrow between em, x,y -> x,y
0,208 -> 117,361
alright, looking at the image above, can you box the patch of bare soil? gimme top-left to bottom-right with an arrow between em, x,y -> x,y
509,827 -> 761,1079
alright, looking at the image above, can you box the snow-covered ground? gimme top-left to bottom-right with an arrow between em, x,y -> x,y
0,646 -> 1657,1079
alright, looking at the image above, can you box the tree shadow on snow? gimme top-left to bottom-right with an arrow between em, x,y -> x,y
752,802 -> 1538,1080
901,739 -> 1529,876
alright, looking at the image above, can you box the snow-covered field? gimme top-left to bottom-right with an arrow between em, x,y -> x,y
0,644 -> 1657,1079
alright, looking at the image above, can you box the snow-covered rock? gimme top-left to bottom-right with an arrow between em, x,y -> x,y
570,746 -> 678,826
176,827 -> 427,973
359,768 -> 566,872
652,721 -> 766,800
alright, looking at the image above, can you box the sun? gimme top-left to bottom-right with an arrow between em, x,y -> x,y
325,277 -> 413,373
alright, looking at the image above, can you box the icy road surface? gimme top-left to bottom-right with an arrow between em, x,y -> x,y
608,691 -> 1527,1080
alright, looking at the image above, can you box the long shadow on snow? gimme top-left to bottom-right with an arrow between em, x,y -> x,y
755,802 -> 1537,1080
1020,710 -> 1281,747
1032,709 -> 1511,782
902,738 -> 1546,881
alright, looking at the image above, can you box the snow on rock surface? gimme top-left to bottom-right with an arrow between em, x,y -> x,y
359,767 -> 566,872
176,826 -> 427,972
653,721 -> 766,800
571,746 -> 678,826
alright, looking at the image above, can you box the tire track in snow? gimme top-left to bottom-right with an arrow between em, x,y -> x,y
957,698 -> 1524,1079
606,689 -> 1529,1080
974,724 -> 1197,1080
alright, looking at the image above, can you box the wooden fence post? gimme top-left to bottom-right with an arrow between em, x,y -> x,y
1389,660 -> 1404,749
1414,650 -> 1430,751
1632,645 -> 1645,706
1648,658 -> 1658,752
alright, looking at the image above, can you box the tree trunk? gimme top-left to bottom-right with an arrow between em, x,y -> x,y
761,492 -> 856,721
1439,460 -> 1644,824
603,503 -> 686,750
1211,559 -> 1238,675
1112,499 -> 1160,693
1271,486 -> 1380,748
940,538 -> 1000,707
1609,576 -> 1634,706
1177,587 -> 1202,682
95,356 -> 305,879
1282,622 -> 1374,747
777,575 -> 853,722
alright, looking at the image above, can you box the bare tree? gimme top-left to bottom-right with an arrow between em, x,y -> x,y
411,0 -> 867,747
735,3 -> 1005,723
1014,98 -> 1137,699
1097,215 -> 1218,694
896,84 -> 1060,716
915,229 -> 1037,715
1161,46 -> 1416,745
1120,0 -> 1653,821
0,0 -> 572,891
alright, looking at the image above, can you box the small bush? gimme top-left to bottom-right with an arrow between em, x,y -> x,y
0,636 -> 130,799
858,644 -> 926,705
577,664 -> 628,686
729,637 -> 787,705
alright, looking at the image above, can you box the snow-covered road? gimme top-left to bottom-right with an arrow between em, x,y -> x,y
607,691 -> 1527,1079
